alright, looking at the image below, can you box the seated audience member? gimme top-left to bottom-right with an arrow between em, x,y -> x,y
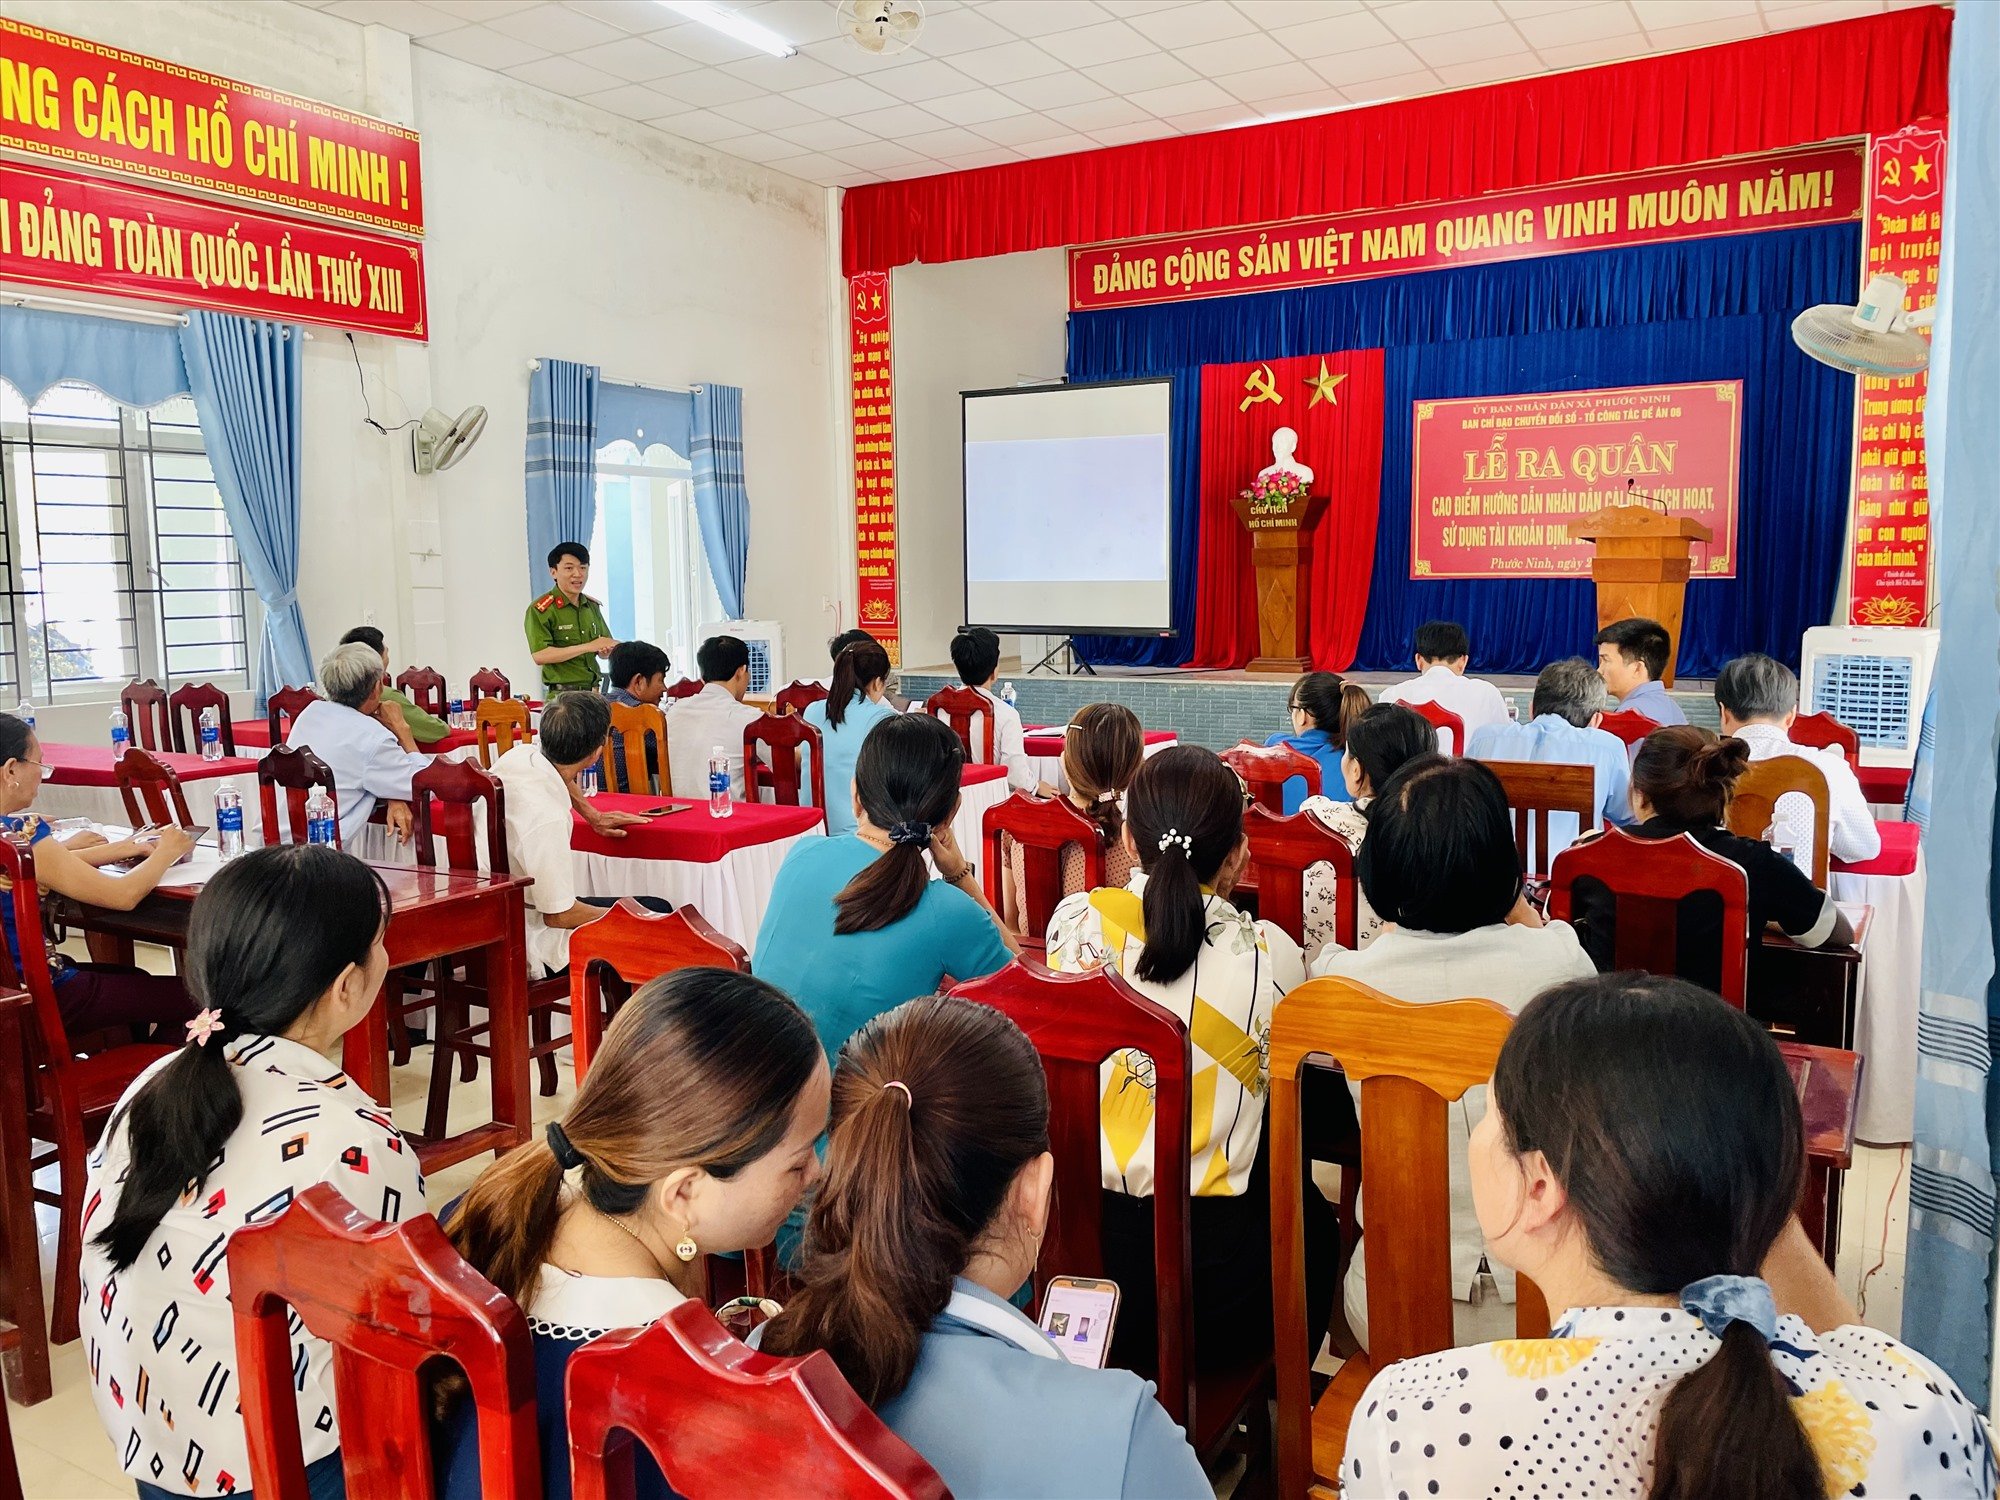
1004,702 -> 1144,926
1567,726 -> 1852,988
286,640 -> 433,846
753,713 -> 1015,1061
0,712 -> 196,1032
340,624 -> 452,746
1309,755 -> 1596,1353
1299,702 -> 1436,958
804,638 -> 899,836
819,628 -> 909,709
1715,652 -> 1880,865
1467,656 -> 1637,868
80,847 -> 421,1500
1594,616 -> 1688,725
440,969 -> 828,1500
491,692 -> 620,977
1047,746 -> 1332,1370
947,626 -> 1048,794
666,634 -> 762,800
1265,670 -> 1370,812
1377,619 -> 1512,747
759,996 -> 1210,1500
1342,973 -> 1993,1500
604,638 -> 669,792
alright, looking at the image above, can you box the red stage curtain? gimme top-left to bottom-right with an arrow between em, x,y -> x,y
1195,350 -> 1385,671
841,8 -> 1951,276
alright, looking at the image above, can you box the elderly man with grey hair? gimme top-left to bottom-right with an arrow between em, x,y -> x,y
286,640 -> 434,846
1715,653 -> 1880,865
1467,656 -> 1636,868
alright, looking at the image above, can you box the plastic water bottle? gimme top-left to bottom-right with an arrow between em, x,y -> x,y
215,785 -> 245,859
1507,699 -> 1520,724
707,746 -> 732,819
109,708 -> 130,754
13,699 -> 32,733
578,760 -> 601,797
199,706 -> 223,761
449,698 -> 466,731
1000,681 -> 1018,709
305,788 -> 337,847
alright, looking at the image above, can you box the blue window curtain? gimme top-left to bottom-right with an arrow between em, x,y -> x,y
177,311 -> 312,703
690,383 -> 749,621
596,380 -> 692,457
524,357 -> 601,595
0,306 -> 191,408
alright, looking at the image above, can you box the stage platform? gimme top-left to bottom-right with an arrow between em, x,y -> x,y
899,663 -> 1720,752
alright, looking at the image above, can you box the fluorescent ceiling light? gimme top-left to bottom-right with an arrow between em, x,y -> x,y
659,1 -> 797,58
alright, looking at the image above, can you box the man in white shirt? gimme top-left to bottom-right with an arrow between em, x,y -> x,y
491,692 -> 616,976
1468,657 -> 1637,870
945,625 -> 1058,794
1716,653 -> 1881,866
288,641 -> 433,845
1376,619 -> 1512,752
666,634 -> 763,799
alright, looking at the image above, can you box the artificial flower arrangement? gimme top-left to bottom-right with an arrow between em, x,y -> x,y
1240,468 -> 1311,516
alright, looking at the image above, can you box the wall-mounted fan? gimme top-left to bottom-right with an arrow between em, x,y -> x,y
412,405 -> 487,475
837,0 -> 923,56
1791,272 -> 1936,377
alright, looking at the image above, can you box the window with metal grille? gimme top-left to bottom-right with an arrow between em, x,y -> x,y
0,380 -> 253,703
589,439 -> 722,681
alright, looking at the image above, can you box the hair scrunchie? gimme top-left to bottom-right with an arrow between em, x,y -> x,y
887,821 -> 932,847
1679,1274 -> 1777,1345
545,1120 -> 584,1171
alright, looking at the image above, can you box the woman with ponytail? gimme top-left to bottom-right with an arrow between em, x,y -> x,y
1296,701 -> 1437,958
439,968 -> 827,1500
760,996 -> 1208,1499
1265,670 -> 1372,812
803,638 -> 898,836
79,845 -> 415,1500
754,713 -> 1014,1059
1003,702 -> 1144,925
1568,724 -> 1852,986
1343,973 -> 1992,1499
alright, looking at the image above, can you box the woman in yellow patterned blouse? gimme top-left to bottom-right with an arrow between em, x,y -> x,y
1342,973 -> 1992,1500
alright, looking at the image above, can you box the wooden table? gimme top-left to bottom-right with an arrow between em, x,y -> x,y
54,854 -> 533,1173
0,989 -> 50,1405
1751,901 -> 1872,1050
1778,1038 -> 1863,1273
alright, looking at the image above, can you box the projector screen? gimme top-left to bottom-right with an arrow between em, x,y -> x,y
962,379 -> 1174,635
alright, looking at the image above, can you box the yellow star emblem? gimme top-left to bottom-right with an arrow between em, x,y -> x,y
1304,358 -> 1347,408
1911,155 -> 1932,184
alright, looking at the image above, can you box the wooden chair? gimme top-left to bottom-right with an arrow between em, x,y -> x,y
116,678 -> 172,752
569,902 -> 747,1083
1407,698 -> 1465,756
666,677 -> 704,701
396,665 -> 449,718
114,746 -> 194,828
1595,708 -> 1659,749
566,1301 -> 947,1500
1548,827 -> 1751,1005
604,701 -> 669,795
229,1184 -> 538,1500
0,838 -> 175,1346
1728,754 -> 1832,886
980,791 -> 1104,954
167,681 -> 236,756
266,684 -> 320,744
474,698 -> 534,768
258,744 -> 339,847
1219,742 -> 1319,813
467,667 -> 513,704
1268,978 -> 1550,1496
1791,710 -> 1861,771
1480,759 -> 1599,880
924,685 -> 995,764
0,987 -> 51,1408
775,680 -> 830,718
1243,804 -> 1357,951
745,713 -> 824,811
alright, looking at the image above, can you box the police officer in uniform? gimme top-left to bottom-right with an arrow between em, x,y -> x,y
525,541 -> 615,694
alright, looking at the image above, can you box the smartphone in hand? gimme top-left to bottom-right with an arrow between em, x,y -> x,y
1038,1276 -> 1119,1369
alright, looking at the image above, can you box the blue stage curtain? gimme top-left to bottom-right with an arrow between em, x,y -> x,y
1069,224 -> 1860,677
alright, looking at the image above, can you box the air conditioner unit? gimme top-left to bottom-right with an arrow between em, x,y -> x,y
1798,626 -> 1938,770
700,619 -> 785,697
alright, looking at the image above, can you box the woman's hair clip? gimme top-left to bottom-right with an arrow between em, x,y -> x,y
1156,829 -> 1194,855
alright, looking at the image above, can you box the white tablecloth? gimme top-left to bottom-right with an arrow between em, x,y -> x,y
1832,849 -> 1926,1144
953,772 -> 1014,884
39,770 -> 264,839
573,830 -> 820,956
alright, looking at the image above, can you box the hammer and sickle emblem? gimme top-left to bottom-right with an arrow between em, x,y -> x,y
1239,363 -> 1282,412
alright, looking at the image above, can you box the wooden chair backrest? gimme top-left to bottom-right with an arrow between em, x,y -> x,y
774,680 -> 830,718
114,747 -> 194,828
923,685 -> 994,764
666,678 -> 704,702
1408,698 -> 1465,756
565,1301 -> 947,1500
604,702 -> 669,796
1481,758 -> 1598,880
0,838 -> 81,1069
948,960 -> 1196,1426
1548,827 -> 1750,1004
396,666 -> 449,718
266,684 -> 320,744
980,791 -> 1104,952
257,744 -> 339,847
1727,753 -> 1832,887
1595,709 -> 1659,749
568,902 -> 748,1081
1267,978 -> 1549,1494
118,678 -> 171,753
745,713 -> 825,811
1243,804 -> 1356,951
167,681 -> 236,756
474,698 -> 533,769
1791,711 -> 1861,771
411,758 -> 507,874
1219,742 -> 1319,813
467,667 -> 512,704
228,1184 -> 537,1500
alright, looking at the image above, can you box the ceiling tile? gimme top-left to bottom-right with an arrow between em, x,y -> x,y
644,107 -> 755,141
1431,51 -> 1543,84
761,149 -> 849,180
1163,104 -> 1261,133
899,124 -> 1006,156
1214,59 -> 1336,102
484,3 -> 624,51
713,92 -> 828,130
1270,8 -> 1398,57
996,70 -> 1113,110
423,0 -> 535,17
1337,68 -> 1442,103
1125,77 -> 1237,116
1518,35 -> 1636,67
1514,0 -> 1643,47
1758,0 -> 1885,25
576,81 -> 689,118
795,36 -> 911,74
1232,0 -> 1371,22
949,40 -> 1067,85
647,68 -> 767,106
567,35 -> 705,81
1374,0 -> 1511,39
1172,29 -> 1293,74
924,88 -> 1034,124
1048,20 -> 1160,66
1630,0 -> 1760,24
1045,96 -> 1154,130
504,53 -> 626,94
1407,20 -> 1531,66
1644,14 -> 1768,50
1088,119 -> 1182,146
969,110 -> 1081,146
848,102 -> 954,135
1496,0 -> 1604,14
788,76 -> 908,115
984,0 -> 1115,37
1097,0 -> 1198,14
560,0 -> 669,33
416,24 -> 545,69
942,147 -> 1029,170
736,0 -> 846,45
904,7 -> 1017,54
1086,51 -> 1199,93
1013,130 -> 1109,157
712,131 -> 807,163
1306,40 -> 1425,85
773,116 -> 876,150
1248,87 -> 1351,118
323,1 -> 465,38
718,52 -> 846,91
870,58 -> 983,100
639,20 -> 765,65
828,138 -> 931,169
1127,2 -> 1258,47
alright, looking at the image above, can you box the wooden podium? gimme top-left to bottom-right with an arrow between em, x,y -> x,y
1574,504 -> 1713,687
1232,489 -> 1326,673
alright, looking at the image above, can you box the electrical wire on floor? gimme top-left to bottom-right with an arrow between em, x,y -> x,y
1855,1145 -> 1908,1321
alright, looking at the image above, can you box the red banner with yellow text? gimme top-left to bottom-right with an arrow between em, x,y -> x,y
1846,123 -> 1943,628
1411,383 -> 1741,581
0,160 -> 426,339
1070,143 -> 1861,312
850,272 -> 899,666
0,18 -> 424,237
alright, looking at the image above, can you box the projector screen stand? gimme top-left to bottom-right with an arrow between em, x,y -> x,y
1028,637 -> 1098,677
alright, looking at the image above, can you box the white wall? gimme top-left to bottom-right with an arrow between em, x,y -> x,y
6,0 -> 845,737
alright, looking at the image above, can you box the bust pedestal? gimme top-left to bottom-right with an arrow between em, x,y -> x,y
1232,489 -> 1326,673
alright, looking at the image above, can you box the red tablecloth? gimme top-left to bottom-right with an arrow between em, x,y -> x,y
1831,819 -> 1920,878
962,764 -> 1007,787
44,742 -> 260,788
233,720 -> 478,754
1857,763 -> 1911,805
1021,727 -> 1177,757
570,792 -> 822,861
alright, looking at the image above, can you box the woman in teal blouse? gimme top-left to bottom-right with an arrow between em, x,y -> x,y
802,639 -> 899,837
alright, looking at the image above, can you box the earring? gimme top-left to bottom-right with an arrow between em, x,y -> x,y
674,1231 -> 699,1263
